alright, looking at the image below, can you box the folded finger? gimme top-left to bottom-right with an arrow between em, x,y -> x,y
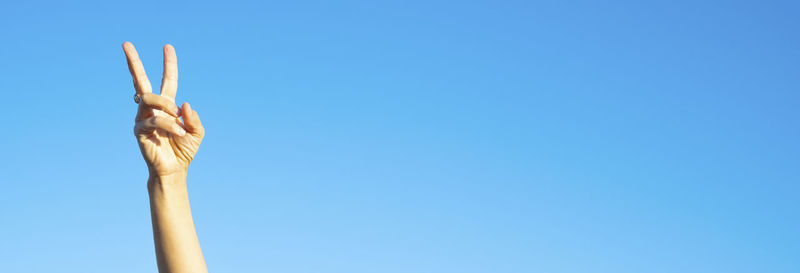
134,116 -> 186,136
181,102 -> 204,135
138,93 -> 179,117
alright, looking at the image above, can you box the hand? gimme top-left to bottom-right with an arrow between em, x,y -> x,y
124,42 -> 205,177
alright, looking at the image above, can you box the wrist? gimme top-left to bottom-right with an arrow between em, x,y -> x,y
148,171 -> 188,188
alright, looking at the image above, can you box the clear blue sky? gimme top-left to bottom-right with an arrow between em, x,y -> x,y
1,0 -> 798,272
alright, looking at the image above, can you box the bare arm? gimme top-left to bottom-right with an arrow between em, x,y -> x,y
124,42 -> 208,273
148,173 -> 207,273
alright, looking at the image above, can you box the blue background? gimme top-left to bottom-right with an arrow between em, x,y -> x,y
1,0 -> 798,272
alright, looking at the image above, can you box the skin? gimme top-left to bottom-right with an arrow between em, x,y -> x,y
123,42 -> 208,273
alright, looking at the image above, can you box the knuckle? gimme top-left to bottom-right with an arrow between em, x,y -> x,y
133,121 -> 145,134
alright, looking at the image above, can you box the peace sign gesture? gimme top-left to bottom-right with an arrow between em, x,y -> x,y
124,42 -> 205,177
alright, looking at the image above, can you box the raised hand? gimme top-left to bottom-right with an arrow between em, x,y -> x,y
123,42 -> 205,177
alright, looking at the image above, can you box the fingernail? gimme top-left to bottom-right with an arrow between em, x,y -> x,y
176,127 -> 187,136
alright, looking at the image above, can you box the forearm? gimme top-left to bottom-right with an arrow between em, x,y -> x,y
148,172 -> 208,273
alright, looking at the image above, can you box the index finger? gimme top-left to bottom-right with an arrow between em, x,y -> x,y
123,41 -> 153,94
160,44 -> 178,100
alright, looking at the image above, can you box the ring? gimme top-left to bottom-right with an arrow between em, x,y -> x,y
134,94 -> 142,104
